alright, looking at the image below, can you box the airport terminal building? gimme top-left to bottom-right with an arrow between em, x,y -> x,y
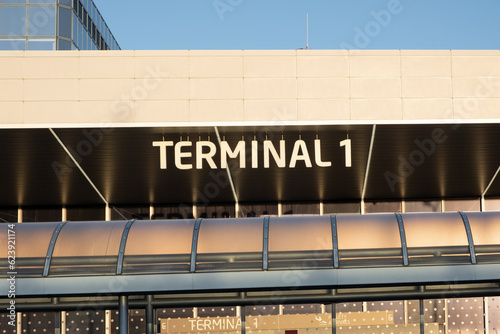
0,4 -> 500,334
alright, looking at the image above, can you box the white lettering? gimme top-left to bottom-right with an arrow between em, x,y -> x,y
340,139 -> 352,167
175,141 -> 193,170
196,141 -> 217,169
251,140 -> 258,168
152,141 -> 174,169
314,139 -> 332,167
220,140 -> 246,168
264,140 -> 286,168
289,140 -> 312,168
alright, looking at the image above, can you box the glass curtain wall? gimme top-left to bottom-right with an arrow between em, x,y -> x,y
0,0 -> 119,50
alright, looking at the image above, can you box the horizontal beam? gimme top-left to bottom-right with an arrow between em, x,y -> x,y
4,263 -> 500,298
3,286 -> 500,312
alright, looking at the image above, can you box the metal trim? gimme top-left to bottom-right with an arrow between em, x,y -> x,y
263,216 -> 270,270
395,213 -> 409,266
459,212 -> 477,264
331,215 -> 339,268
43,221 -> 67,277
190,218 -> 203,272
116,220 -> 136,275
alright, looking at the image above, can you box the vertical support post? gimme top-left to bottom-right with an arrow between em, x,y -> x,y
192,204 -> 197,219
105,205 -> 112,221
330,215 -> 339,268
480,196 -> 485,212
17,312 -> 21,333
360,199 -> 365,215
278,202 -> 282,217
320,201 -> 324,215
62,206 -> 67,222
263,216 -> 270,270
53,298 -> 61,334
146,295 -> 154,334
61,310 -> 66,334
331,303 -> 336,334
17,206 -> 22,223
419,299 -> 424,334
149,204 -> 154,220
105,310 -> 111,334
119,295 -> 128,334
484,297 -> 489,334
235,202 -> 239,218
444,299 -> 449,334
241,305 -> 246,334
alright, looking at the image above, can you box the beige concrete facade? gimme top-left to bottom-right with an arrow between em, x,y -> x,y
1,49 -> 500,127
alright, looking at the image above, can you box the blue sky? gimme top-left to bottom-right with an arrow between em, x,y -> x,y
92,0 -> 500,50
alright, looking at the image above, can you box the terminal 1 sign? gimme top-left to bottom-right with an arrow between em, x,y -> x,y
153,138 -> 352,170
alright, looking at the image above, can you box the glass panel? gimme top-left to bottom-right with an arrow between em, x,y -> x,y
50,221 -> 126,275
0,207 -> 18,222
336,300 -> 420,334
423,299 -> 445,334
157,308 -> 194,325
58,6 -> 71,38
22,206 -> 61,222
159,306 -> 238,334
323,202 -> 361,214
405,200 -> 442,213
58,38 -> 71,49
487,296 -> 500,333
111,205 -> 150,220
268,216 -> 332,269
0,313 -> 17,333
444,198 -> 481,212
282,203 -> 320,215
446,298 -> 484,333
29,0 -> 56,3
403,213 -> 470,265
465,211 -> 500,263
21,312 -> 57,333
153,204 -> 194,220
0,38 -> 26,50
66,310 -> 105,333
110,309 -> 145,334
27,38 -> 56,50
123,219 -> 195,274
59,0 -> 72,5
365,201 -> 402,213
0,0 -> 26,3
196,218 -> 263,271
197,204 -> 235,219
485,198 -> 500,211
28,6 -> 56,36
0,6 -> 27,35
246,304 -> 331,334
66,205 -> 105,221
337,214 -> 403,267
0,222 -> 58,277
239,203 -> 278,217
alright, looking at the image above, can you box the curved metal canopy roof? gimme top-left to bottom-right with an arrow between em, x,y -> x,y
1,212 -> 499,298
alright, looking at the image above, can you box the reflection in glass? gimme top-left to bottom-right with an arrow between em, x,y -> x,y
28,6 -> 56,36
0,6 -> 27,35
27,38 -> 56,50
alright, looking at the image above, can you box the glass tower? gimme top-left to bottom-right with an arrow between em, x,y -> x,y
0,0 -> 119,50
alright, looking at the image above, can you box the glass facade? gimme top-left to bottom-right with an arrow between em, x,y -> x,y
0,0 -> 119,50
2,299 -> 499,334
